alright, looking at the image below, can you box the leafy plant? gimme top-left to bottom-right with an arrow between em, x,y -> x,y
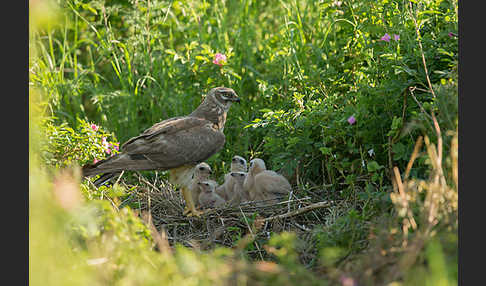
41,118 -> 120,168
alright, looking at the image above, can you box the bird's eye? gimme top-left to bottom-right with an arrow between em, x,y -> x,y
199,167 -> 205,171
240,159 -> 245,164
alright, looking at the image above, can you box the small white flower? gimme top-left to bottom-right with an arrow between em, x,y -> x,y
368,149 -> 375,157
333,0 -> 342,7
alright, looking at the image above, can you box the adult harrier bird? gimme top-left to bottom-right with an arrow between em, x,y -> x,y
82,87 -> 240,216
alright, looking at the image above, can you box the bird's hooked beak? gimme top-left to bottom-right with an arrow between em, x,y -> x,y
221,87 -> 240,103
227,92 -> 240,103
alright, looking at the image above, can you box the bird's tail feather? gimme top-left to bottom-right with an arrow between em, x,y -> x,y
82,153 -> 160,186
82,153 -> 161,178
82,155 -> 125,187
82,155 -> 119,178
93,172 -> 120,187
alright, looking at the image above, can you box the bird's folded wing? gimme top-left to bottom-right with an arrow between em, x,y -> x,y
122,116 -> 188,148
139,116 -> 185,136
120,117 -> 225,169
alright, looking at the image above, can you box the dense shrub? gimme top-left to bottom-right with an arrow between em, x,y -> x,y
41,118 -> 120,168
30,0 -> 457,178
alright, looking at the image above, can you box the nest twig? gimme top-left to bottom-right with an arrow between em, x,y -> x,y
119,177 -> 341,263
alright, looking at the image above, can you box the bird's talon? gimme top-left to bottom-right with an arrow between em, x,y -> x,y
187,209 -> 204,217
183,206 -> 203,217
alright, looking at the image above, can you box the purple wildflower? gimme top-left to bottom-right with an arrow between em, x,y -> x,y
380,33 -> 391,42
347,115 -> 356,125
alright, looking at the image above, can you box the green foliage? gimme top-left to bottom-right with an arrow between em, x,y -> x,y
264,232 -> 323,285
403,238 -> 458,286
312,207 -> 374,269
30,0 -> 458,180
41,118 -> 120,168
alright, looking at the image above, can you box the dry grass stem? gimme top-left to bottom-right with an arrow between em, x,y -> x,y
118,181 -> 337,258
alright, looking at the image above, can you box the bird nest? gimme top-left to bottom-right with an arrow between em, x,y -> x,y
118,173 -> 339,262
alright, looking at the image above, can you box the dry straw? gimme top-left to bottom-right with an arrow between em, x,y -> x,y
118,173 -> 338,261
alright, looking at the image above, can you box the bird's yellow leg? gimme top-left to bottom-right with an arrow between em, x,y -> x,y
181,187 -> 203,217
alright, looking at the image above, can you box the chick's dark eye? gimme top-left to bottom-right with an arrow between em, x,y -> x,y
199,167 -> 205,170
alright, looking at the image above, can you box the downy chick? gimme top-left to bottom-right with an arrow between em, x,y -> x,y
188,162 -> 213,208
198,180 -> 225,209
243,158 -> 267,201
244,158 -> 291,204
226,171 -> 251,206
216,155 -> 247,200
